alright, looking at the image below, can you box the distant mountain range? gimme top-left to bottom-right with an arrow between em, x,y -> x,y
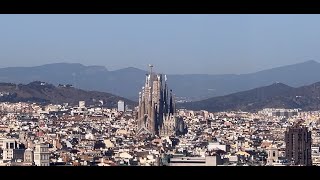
3,80 -> 320,112
179,82 -> 320,112
0,81 -> 135,107
1,60 -> 320,101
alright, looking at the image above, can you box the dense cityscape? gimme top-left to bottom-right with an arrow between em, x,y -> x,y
0,66 -> 316,166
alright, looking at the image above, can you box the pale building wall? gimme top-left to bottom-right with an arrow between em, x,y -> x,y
34,143 -> 50,166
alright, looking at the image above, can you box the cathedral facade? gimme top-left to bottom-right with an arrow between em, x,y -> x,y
136,66 -> 187,137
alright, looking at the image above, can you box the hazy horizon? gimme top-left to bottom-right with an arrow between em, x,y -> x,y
0,59 -> 317,76
1,14 -> 320,74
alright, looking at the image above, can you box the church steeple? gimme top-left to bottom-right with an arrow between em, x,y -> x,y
149,64 -> 154,75
169,89 -> 174,115
149,64 -> 154,90
136,65 -> 183,137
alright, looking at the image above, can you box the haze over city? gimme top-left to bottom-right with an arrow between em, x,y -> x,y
1,14 -> 320,74
0,14 -> 319,167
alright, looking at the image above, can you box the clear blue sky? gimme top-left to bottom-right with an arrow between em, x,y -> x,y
1,14 -> 320,74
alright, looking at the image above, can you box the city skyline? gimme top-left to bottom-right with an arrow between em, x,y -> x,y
0,63 -> 317,166
0,14 -> 318,167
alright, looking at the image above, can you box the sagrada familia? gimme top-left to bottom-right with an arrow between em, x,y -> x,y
136,65 -> 187,137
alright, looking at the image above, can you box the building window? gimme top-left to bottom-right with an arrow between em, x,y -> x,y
273,151 -> 276,157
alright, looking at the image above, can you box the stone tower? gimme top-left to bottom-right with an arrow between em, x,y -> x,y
136,65 -> 186,137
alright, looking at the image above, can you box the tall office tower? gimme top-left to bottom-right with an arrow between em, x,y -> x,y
136,65 -> 187,137
34,143 -> 50,166
118,100 -> 125,112
285,121 -> 312,166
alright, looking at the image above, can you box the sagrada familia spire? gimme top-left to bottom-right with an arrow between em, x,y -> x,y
136,65 -> 187,137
